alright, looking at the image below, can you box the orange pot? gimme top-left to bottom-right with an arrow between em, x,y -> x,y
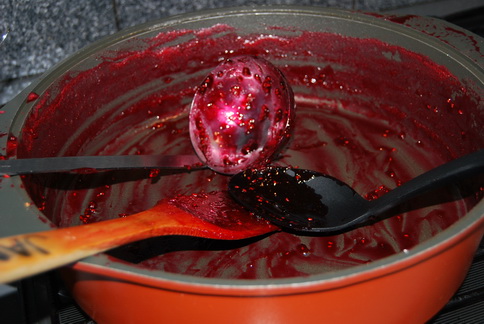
61,219 -> 483,324
1,7 -> 482,323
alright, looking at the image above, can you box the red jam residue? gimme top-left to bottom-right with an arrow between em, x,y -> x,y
168,190 -> 275,231
26,92 -> 39,103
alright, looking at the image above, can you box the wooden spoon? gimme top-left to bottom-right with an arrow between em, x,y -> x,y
0,191 -> 277,284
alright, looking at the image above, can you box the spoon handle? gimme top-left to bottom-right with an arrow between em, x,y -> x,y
0,203 -> 186,284
0,201 -> 271,284
0,155 -> 204,175
368,149 -> 484,217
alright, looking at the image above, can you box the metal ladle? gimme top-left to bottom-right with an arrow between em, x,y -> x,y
0,56 -> 294,176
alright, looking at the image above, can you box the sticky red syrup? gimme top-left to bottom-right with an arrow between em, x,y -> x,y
26,92 -> 39,103
15,24 -> 482,279
168,190 -> 275,231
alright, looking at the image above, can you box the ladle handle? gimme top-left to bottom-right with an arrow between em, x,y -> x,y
0,154 -> 204,175
368,149 -> 484,216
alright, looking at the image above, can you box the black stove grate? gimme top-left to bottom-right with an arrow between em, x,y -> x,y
429,239 -> 484,323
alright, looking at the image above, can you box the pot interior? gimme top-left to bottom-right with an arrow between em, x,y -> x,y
10,11 -> 483,280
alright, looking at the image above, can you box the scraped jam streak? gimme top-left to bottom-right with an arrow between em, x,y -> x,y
168,191 -> 277,235
17,25 -> 482,279
190,55 -> 294,174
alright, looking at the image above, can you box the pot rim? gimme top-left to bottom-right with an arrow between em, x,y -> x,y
71,206 -> 483,296
2,6 -> 483,295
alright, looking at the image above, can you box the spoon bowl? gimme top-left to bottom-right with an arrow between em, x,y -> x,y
229,149 -> 484,233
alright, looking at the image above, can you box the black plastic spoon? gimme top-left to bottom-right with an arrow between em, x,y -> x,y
228,149 -> 484,233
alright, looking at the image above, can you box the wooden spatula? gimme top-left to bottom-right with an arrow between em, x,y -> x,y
0,191 -> 277,284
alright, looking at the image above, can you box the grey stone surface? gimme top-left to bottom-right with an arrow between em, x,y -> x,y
0,0 -> 116,80
0,0 -> 117,104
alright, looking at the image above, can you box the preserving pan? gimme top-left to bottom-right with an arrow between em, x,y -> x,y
0,7 -> 482,323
